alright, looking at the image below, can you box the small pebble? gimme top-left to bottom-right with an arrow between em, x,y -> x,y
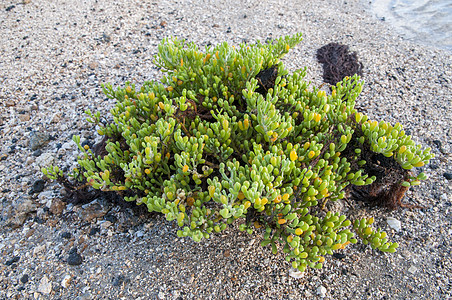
20,274 -> 29,284
29,131 -> 50,150
37,275 -> 52,294
387,217 -> 401,232
5,256 -> 20,266
333,253 -> 346,260
317,285 -> 327,297
88,227 -> 100,236
61,232 -> 72,239
61,274 -> 72,288
289,268 -> 304,279
112,275 -> 125,287
29,179 -> 45,194
67,248 -> 83,266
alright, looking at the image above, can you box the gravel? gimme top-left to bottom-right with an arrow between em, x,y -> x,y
1,0 -> 451,299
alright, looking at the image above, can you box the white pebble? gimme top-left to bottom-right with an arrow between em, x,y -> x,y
386,217 -> 401,232
317,285 -> 327,297
289,268 -> 304,279
38,275 -> 52,294
61,274 -> 72,288
33,244 -> 46,256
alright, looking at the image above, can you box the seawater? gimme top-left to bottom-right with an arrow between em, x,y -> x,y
367,0 -> 452,51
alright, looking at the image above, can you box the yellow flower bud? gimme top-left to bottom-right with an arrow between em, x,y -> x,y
208,186 -> 215,198
244,118 -> 250,129
413,161 -> 424,167
278,218 -> 287,225
254,221 -> 262,229
398,145 -> 407,154
314,113 -> 321,122
290,150 -> 298,161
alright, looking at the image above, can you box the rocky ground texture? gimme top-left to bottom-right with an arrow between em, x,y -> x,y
0,0 -> 451,299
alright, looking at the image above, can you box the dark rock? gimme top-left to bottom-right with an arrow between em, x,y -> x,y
444,173 -> 452,180
61,232 -> 72,239
432,140 -> 442,148
32,149 -> 42,157
104,214 -> 117,224
29,131 -> 50,151
33,216 -> 45,224
88,227 -> 100,236
5,5 -> 15,12
333,253 -> 346,260
29,179 -> 45,194
67,248 -> 83,266
112,275 -> 126,287
5,256 -> 20,266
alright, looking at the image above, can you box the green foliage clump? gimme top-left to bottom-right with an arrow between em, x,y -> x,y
43,33 -> 433,272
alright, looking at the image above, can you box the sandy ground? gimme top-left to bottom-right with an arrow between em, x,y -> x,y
0,0 -> 451,299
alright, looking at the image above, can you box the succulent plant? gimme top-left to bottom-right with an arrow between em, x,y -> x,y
43,33 -> 433,272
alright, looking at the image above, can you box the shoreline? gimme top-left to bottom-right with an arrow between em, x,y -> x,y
1,0 -> 451,299
363,0 -> 452,52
